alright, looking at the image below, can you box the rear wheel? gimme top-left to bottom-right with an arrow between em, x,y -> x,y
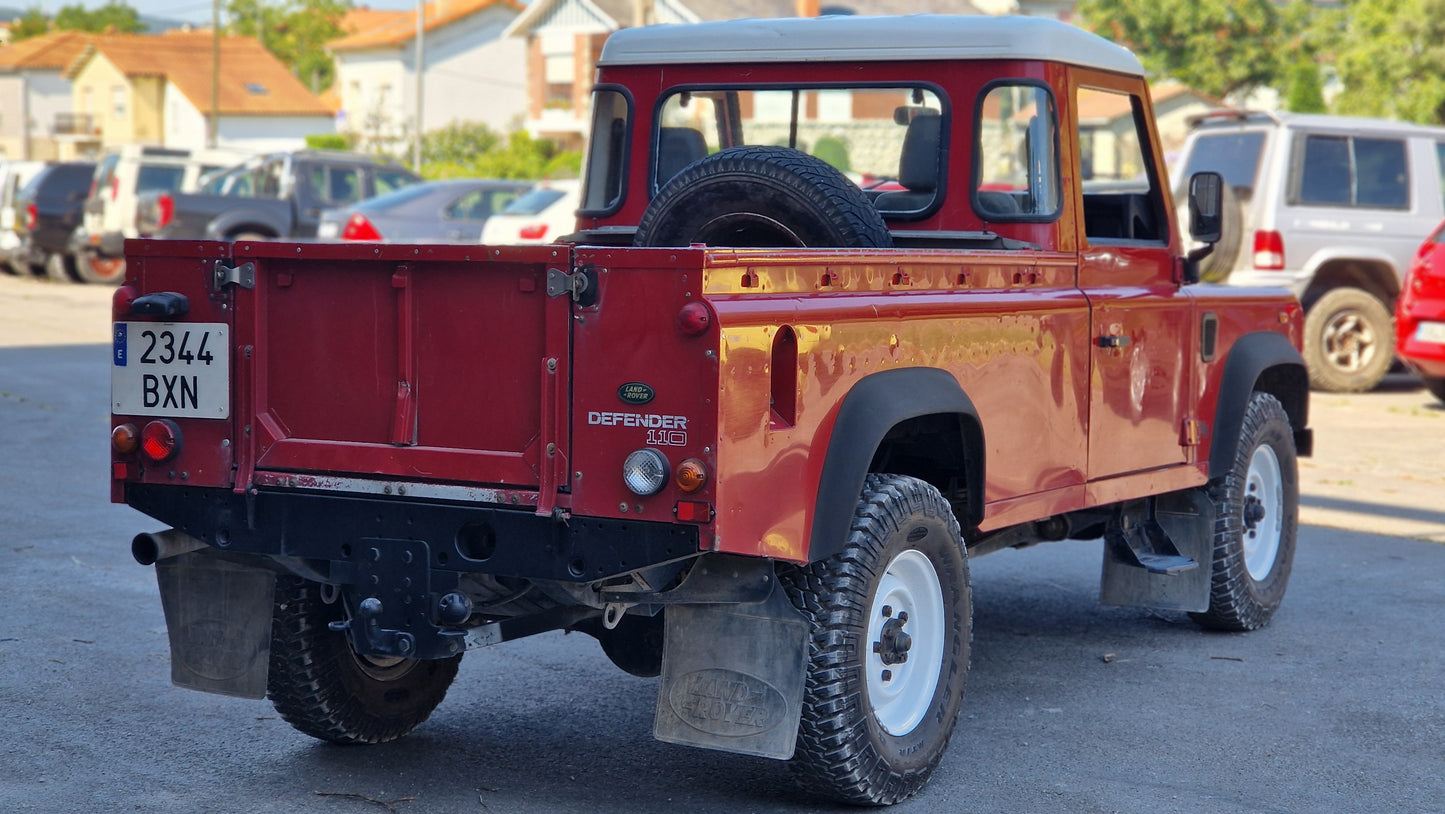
74,249 -> 126,284
1304,287 -> 1394,392
267,577 -> 461,744
783,474 -> 970,805
1190,392 -> 1299,631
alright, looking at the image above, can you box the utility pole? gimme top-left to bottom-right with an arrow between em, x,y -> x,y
210,0 -> 220,148
413,0 -> 424,172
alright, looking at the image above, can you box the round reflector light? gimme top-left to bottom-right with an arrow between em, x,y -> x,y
677,301 -> 712,336
140,420 -> 182,463
622,448 -> 669,496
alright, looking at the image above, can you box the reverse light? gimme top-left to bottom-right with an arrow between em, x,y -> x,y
518,223 -> 549,241
622,448 -> 668,496
155,194 -> 175,229
675,458 -> 708,493
139,419 -> 182,463
111,423 -> 139,455
342,213 -> 382,241
1253,229 -> 1284,270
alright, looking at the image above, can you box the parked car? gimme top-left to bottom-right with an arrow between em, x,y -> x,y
317,178 -> 531,243
1174,110 -> 1445,392
10,161 -> 96,280
1397,221 -> 1445,404
69,145 -> 252,284
136,150 -> 420,241
0,160 -> 45,276
478,180 -> 581,245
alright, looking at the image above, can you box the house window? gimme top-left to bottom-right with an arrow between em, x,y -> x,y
541,32 -> 575,109
112,86 -> 127,118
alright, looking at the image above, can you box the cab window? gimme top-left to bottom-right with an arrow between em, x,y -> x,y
649,85 -> 946,217
974,82 -> 1060,221
1077,86 -> 1166,242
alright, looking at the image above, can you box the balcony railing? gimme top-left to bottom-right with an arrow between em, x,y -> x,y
53,113 -> 98,136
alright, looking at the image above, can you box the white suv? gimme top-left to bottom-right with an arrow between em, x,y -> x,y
1175,111 -> 1445,392
70,145 -> 250,283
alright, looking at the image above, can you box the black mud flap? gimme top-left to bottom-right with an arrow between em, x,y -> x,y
653,584 -> 809,760
1100,489 -> 1215,612
155,551 -> 276,699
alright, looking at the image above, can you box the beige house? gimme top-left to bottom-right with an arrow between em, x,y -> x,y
63,31 -> 336,153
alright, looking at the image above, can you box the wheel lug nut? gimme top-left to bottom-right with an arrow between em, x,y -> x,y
881,669 -> 892,682
898,611 -> 908,623
881,605 -> 892,617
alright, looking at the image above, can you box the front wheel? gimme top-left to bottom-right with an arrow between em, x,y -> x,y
1190,392 -> 1299,631
783,474 -> 970,805
44,252 -> 78,282
1423,376 -> 1445,405
267,577 -> 461,744
74,250 -> 126,284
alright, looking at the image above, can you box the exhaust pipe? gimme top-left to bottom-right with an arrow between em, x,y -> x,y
132,529 -> 207,566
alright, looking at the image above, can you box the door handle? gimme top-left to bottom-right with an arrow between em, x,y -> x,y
1098,335 -> 1131,348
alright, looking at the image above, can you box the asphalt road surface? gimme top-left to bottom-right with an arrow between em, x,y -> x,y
2,275 -> 1442,813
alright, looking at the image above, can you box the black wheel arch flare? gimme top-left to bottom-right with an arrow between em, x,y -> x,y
1208,330 -> 1311,481
807,367 -> 984,563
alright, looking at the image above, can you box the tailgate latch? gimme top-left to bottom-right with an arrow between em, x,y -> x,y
546,266 -> 596,305
212,261 -> 256,291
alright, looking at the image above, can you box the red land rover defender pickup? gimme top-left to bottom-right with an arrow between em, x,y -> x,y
111,15 -> 1311,805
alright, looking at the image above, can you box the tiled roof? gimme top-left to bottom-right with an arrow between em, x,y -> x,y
329,0 -> 523,51
510,0 -> 982,37
65,32 -> 332,116
0,30 -> 93,71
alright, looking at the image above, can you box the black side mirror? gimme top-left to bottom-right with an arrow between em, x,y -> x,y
1188,171 -> 1223,244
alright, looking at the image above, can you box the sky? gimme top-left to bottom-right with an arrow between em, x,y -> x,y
6,0 -> 423,26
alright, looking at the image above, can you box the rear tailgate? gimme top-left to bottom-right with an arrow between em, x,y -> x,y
116,239 -> 573,508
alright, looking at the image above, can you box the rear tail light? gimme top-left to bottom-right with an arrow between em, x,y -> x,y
675,458 -> 708,493
519,223 -> 549,241
110,175 -> 120,201
139,419 -> 182,464
677,301 -> 713,336
155,194 -> 175,229
24,202 -> 36,231
1253,229 -> 1284,270
111,423 -> 139,455
341,213 -> 382,241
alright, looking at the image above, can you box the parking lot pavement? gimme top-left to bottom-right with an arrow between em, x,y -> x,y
3,272 -> 1442,543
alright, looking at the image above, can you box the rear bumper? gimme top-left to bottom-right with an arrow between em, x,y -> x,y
124,482 -> 701,585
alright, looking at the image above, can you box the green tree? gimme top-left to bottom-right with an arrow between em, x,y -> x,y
423,121 -> 503,167
1284,62 -> 1327,114
1331,0 -> 1445,124
227,0 -> 352,93
417,127 -> 581,181
10,5 -> 51,39
52,0 -> 144,33
1077,0 -> 1309,100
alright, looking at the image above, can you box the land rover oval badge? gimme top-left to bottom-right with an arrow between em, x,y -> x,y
618,382 -> 655,405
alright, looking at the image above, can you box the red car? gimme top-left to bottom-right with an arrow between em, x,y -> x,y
1397,221 -> 1445,404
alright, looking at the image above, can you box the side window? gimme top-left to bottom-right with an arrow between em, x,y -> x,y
1290,134 -> 1409,210
1076,86 -> 1165,242
581,88 -> 629,213
975,83 -> 1059,220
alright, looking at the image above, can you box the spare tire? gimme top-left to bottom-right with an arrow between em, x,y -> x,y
634,146 -> 893,249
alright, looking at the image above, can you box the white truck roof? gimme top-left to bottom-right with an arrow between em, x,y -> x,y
596,14 -> 1144,76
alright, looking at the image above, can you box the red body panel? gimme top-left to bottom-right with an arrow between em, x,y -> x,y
1397,226 -> 1445,378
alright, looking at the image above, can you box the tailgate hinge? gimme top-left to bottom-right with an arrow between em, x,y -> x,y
213,260 -> 256,291
546,265 -> 595,305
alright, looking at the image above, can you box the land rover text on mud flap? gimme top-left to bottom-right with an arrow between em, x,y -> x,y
112,15 -> 1312,806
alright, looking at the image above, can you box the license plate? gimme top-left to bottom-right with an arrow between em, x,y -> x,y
112,322 -> 230,418
317,221 -> 339,239
1416,321 -> 1445,344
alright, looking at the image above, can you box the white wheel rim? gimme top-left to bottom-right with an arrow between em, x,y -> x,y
1242,444 -> 1284,581
866,548 -> 945,736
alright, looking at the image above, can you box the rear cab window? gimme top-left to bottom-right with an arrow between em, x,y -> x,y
974,81 -> 1060,221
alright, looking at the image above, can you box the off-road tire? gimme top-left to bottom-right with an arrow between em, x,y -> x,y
44,252 -> 78,282
267,577 -> 461,744
782,474 -> 970,805
1190,393 -> 1298,631
1304,287 -> 1395,392
75,249 -> 126,284
633,146 -> 893,249
1422,376 -> 1445,405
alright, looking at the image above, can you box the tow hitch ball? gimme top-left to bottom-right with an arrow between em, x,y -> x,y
327,592 -> 473,657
